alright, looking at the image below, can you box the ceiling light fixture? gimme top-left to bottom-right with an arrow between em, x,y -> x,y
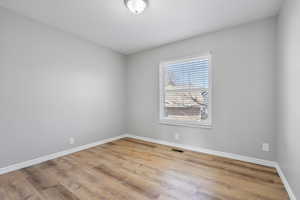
124,0 -> 148,15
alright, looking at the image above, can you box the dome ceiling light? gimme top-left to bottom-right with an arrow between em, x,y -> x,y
124,0 -> 148,15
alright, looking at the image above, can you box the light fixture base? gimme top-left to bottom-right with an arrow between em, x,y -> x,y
124,0 -> 148,15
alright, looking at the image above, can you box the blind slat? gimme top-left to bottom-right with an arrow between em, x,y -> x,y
161,56 -> 210,122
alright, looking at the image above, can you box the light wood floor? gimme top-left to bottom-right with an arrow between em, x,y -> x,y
0,138 -> 289,200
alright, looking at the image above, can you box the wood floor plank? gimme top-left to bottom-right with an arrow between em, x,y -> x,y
98,140 -> 287,199
0,138 -> 289,200
1,177 -> 43,200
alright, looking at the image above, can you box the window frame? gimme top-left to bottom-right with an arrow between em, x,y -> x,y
159,54 -> 212,128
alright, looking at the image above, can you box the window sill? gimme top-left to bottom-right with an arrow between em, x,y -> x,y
159,119 -> 212,129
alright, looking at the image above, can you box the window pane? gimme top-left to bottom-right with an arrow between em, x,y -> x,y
162,58 -> 209,122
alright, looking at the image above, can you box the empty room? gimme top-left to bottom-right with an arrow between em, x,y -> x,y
0,0 -> 299,199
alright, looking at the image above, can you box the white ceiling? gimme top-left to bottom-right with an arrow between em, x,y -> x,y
0,0 -> 283,55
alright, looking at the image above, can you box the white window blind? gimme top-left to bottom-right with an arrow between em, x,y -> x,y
159,55 -> 212,127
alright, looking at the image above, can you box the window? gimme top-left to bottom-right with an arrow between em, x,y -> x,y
159,55 -> 212,127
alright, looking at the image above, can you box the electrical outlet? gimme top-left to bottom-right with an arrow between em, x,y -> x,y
174,133 -> 180,141
262,143 -> 269,152
69,137 -> 75,145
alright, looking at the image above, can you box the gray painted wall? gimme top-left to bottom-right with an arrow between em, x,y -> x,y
126,18 -> 277,161
0,8 -> 126,168
277,0 -> 300,197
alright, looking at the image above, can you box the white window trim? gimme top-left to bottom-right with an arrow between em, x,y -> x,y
159,54 -> 212,128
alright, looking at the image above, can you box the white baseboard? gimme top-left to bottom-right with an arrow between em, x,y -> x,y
275,164 -> 297,200
0,134 -> 126,175
124,134 -> 276,167
124,134 -> 297,199
0,133 -> 296,200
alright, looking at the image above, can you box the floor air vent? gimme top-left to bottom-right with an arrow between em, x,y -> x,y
171,148 -> 184,153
